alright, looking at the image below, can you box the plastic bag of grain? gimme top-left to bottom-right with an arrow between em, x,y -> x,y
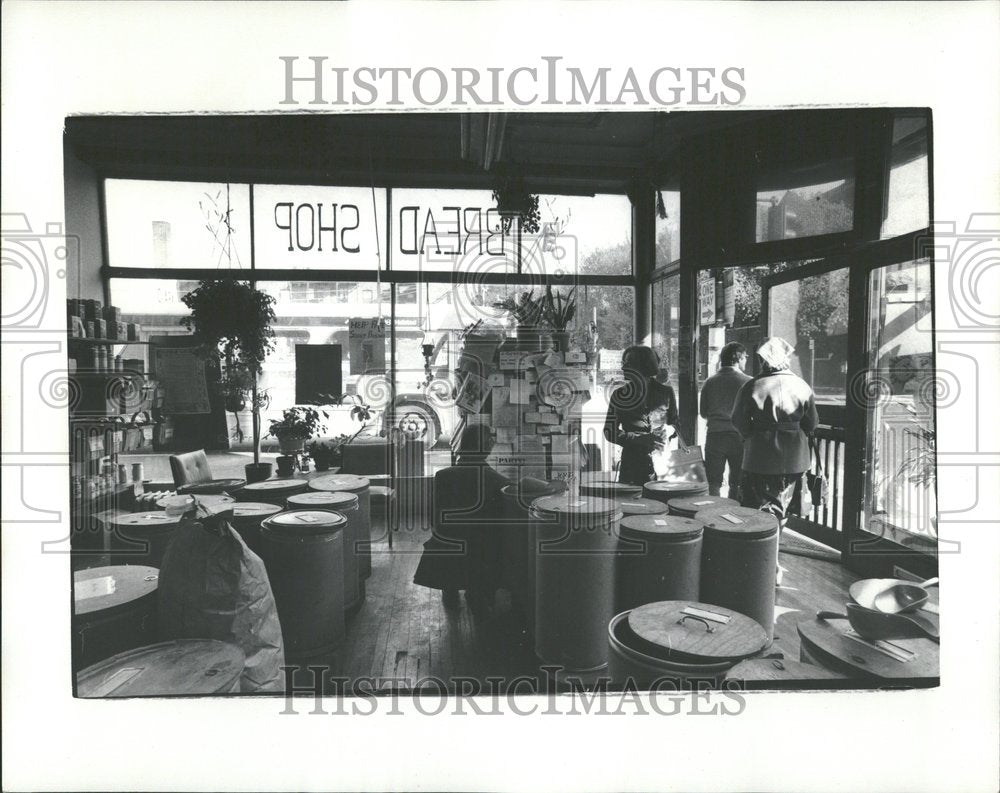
156,496 -> 285,693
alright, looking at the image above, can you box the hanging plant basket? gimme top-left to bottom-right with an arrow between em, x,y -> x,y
492,179 -> 541,235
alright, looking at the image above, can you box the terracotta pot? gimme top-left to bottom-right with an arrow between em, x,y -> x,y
276,455 -> 295,476
552,331 -> 571,352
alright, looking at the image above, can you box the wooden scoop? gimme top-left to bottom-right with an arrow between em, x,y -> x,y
873,577 -> 939,614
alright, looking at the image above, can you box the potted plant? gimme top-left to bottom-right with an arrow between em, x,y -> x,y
181,188 -> 277,483
542,285 -> 577,352
492,291 -> 548,351
307,435 -> 347,472
267,406 -> 328,453
492,178 -> 541,235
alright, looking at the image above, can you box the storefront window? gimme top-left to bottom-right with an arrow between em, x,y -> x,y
521,194 -> 632,276
252,185 -> 386,270
881,115 -> 930,239
105,180 -> 251,269
390,188 -> 516,274
655,189 -> 680,266
651,274 -> 680,401
755,160 -> 855,243
861,259 -> 936,545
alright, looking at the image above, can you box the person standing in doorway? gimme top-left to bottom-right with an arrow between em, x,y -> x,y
604,346 -> 679,486
699,342 -> 752,497
732,336 -> 818,585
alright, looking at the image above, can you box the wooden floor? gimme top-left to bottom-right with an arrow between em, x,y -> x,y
286,524 -> 862,694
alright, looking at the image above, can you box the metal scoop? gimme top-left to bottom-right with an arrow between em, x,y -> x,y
873,577 -> 939,614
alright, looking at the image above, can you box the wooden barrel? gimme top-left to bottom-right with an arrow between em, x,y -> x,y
229,502 -> 282,557
107,511 -> 182,569
77,639 -> 244,698
607,610 -> 737,690
695,506 -> 779,642
668,494 -> 738,519
73,565 -> 159,672
154,493 -> 234,512
532,494 -> 621,672
500,481 -> 566,637
309,475 -> 371,579
260,510 -> 346,660
236,479 -> 308,507
642,480 -> 710,506
287,490 -> 365,611
616,515 -> 702,613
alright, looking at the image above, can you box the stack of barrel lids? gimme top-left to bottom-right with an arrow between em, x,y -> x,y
453,330 -> 594,483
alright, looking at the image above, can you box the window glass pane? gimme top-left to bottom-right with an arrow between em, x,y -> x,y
651,274 -> 680,401
252,185 -> 386,270
655,190 -> 680,265
766,267 -> 849,405
390,188 -> 516,274
521,194 -> 631,276
755,161 -> 854,242
105,180 -> 251,269
862,259 -> 936,543
881,116 -> 930,239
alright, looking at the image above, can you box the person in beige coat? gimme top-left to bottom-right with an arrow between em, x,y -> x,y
732,337 -> 818,582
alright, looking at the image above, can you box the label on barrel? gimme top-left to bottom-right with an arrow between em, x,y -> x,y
75,576 -> 116,601
682,606 -> 732,625
569,500 -> 585,507
295,514 -> 320,522
693,500 -> 714,506
654,519 -> 667,526
719,513 -> 744,524
622,502 -> 641,507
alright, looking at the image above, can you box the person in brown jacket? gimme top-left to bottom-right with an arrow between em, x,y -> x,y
732,337 -> 818,582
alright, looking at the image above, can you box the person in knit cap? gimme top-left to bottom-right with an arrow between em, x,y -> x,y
700,342 -> 752,497
731,336 -> 818,584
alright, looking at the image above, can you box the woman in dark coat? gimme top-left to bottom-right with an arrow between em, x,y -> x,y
731,336 -> 819,584
412,424 -> 509,613
604,346 -> 679,486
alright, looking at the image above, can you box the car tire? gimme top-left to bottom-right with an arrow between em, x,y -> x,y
392,402 -> 441,444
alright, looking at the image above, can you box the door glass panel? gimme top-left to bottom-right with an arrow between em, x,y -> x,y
766,267 -> 849,406
651,273 -> 680,406
861,258 -> 937,544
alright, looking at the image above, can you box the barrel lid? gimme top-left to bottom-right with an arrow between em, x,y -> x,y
242,479 -> 308,492
797,618 -> 939,680
531,494 -> 621,520
231,502 -> 282,518
579,481 -> 644,499
177,478 -> 245,495
628,600 -> 768,663
261,509 -> 347,535
73,565 -> 159,617
695,506 -> 778,538
287,490 -> 359,509
111,511 -> 182,527
643,481 -> 710,498
620,514 -> 703,540
309,474 -> 370,493
669,495 -> 738,516
500,480 -> 567,500
723,658 -> 848,685
616,497 -> 669,517
155,493 -> 234,511
76,639 -> 244,697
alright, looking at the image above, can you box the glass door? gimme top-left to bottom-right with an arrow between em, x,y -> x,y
762,262 -> 850,549
858,257 -> 937,553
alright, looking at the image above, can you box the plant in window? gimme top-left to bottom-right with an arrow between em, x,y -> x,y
542,285 -> 577,352
267,406 -> 329,453
492,178 -> 541,235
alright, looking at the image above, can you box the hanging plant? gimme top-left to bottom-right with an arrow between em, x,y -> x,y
181,280 -> 276,372
492,178 -> 541,235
